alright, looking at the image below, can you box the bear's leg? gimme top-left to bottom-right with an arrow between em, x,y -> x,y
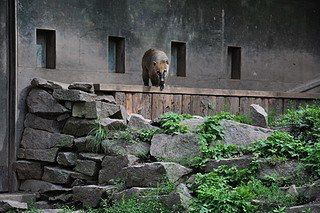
142,68 -> 150,86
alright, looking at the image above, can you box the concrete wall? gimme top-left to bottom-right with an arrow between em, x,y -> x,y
0,0 -> 9,192
16,0 -> 320,92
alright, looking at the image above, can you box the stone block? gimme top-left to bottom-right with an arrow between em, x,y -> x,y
53,89 -> 96,102
24,113 -> 61,133
74,160 -> 99,176
72,101 -> 120,119
57,152 -> 77,166
69,82 -> 94,93
18,148 -> 58,163
13,160 -> 42,180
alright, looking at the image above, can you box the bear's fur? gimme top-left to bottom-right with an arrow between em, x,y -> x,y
142,49 -> 169,91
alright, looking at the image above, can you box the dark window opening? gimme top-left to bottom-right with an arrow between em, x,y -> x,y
108,36 -> 125,73
171,41 -> 186,77
228,46 -> 241,80
36,29 -> 56,69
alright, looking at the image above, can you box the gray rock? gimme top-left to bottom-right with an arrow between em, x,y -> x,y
56,113 -> 71,122
204,156 -> 254,172
123,162 -> 192,188
27,89 -> 68,115
79,153 -> 105,162
186,175 -> 196,189
95,95 -> 116,104
64,101 -> 73,110
250,104 -> 268,128
258,160 -> 300,180
34,201 -> 54,209
57,152 -> 77,166
53,89 -> 96,102
73,185 -> 116,208
110,105 -> 129,123
0,200 -> 28,211
24,113 -> 61,133
18,148 -> 58,162
69,82 -> 94,93
42,167 -> 76,184
62,117 -> 96,137
160,184 -> 192,211
113,187 -> 155,201
20,180 -> 71,194
20,128 -> 74,149
100,118 -> 127,130
150,133 -> 201,166
295,180 -> 320,201
102,139 -> 150,157
221,120 -> 273,147
128,114 -> 154,129
74,160 -> 99,176
31,78 -> 68,90
180,116 -> 205,132
13,160 -> 42,180
48,193 -> 73,202
99,155 -> 139,184
287,204 -> 320,213
0,193 -> 36,203
71,179 -> 86,187
72,101 -> 120,119
74,136 -> 99,152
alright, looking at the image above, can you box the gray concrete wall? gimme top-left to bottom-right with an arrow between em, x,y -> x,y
16,0 -> 320,91
0,0 -> 9,192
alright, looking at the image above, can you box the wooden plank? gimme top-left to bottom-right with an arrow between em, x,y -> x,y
208,96 -> 217,115
115,92 -> 126,106
163,94 -> 174,113
125,93 -> 133,114
151,94 -> 164,119
283,99 -> 299,112
142,93 -> 152,119
132,93 -> 143,115
240,97 -> 254,115
182,95 -> 191,114
95,84 -> 320,99
216,97 -> 227,113
191,95 -> 201,115
268,98 -> 283,115
199,96 -> 211,116
227,97 -> 240,114
172,95 -> 182,114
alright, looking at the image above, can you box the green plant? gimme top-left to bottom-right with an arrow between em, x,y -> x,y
158,112 -> 192,134
248,131 -> 306,159
88,121 -> 109,152
274,104 -> 320,142
112,128 -> 135,143
138,128 -> 162,143
101,197 -> 172,213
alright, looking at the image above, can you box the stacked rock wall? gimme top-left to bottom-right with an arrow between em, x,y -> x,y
14,78 -> 193,210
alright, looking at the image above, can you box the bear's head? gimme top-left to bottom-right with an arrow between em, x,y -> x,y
153,60 -> 169,91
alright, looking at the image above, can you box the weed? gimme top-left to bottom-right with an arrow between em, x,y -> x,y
138,128 -> 162,143
158,112 -> 192,134
88,121 -> 109,152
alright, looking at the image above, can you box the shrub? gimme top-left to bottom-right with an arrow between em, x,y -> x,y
158,112 -> 192,134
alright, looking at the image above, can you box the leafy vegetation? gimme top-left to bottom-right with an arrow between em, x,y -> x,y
88,121 -> 109,152
158,112 -> 192,134
137,128 -> 162,143
191,166 -> 297,213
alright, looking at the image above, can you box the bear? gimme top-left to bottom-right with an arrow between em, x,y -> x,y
142,48 -> 169,91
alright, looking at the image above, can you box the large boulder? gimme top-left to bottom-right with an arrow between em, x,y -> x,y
24,113 -> 62,133
74,160 -> 99,176
112,187 -> 155,201
123,162 -> 192,188
127,114 -> 154,129
42,167 -> 77,184
99,155 -> 139,184
100,118 -> 127,130
258,160 -> 301,180
20,180 -> 71,194
102,139 -> 150,157
72,101 -> 120,119
68,82 -> 94,93
95,95 -> 116,104
27,89 -> 68,115
73,185 -> 116,208
53,89 -> 96,102
78,153 -> 105,163
250,104 -> 268,128
31,78 -> 68,90
160,183 -> 192,211
18,148 -> 59,163
62,118 -> 96,137
150,133 -> 201,166
57,152 -> 77,167
221,120 -> 273,147
0,200 -> 28,212
180,116 -> 205,132
20,128 -> 74,149
13,160 -> 43,180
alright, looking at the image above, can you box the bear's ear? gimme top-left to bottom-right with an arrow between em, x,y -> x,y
166,60 -> 169,65
153,61 -> 157,66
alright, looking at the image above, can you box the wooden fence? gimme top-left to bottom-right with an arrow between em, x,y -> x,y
94,84 -> 320,120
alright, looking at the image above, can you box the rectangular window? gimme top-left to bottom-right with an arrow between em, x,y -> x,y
171,41 -> 186,77
108,36 -> 125,73
36,29 -> 56,69
228,46 -> 241,79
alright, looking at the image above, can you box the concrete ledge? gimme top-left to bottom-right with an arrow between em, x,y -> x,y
94,84 -> 320,99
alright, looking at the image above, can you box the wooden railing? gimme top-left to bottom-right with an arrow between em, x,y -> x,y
94,84 -> 320,120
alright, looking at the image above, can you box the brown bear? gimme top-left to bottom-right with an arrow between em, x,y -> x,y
142,48 -> 169,91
